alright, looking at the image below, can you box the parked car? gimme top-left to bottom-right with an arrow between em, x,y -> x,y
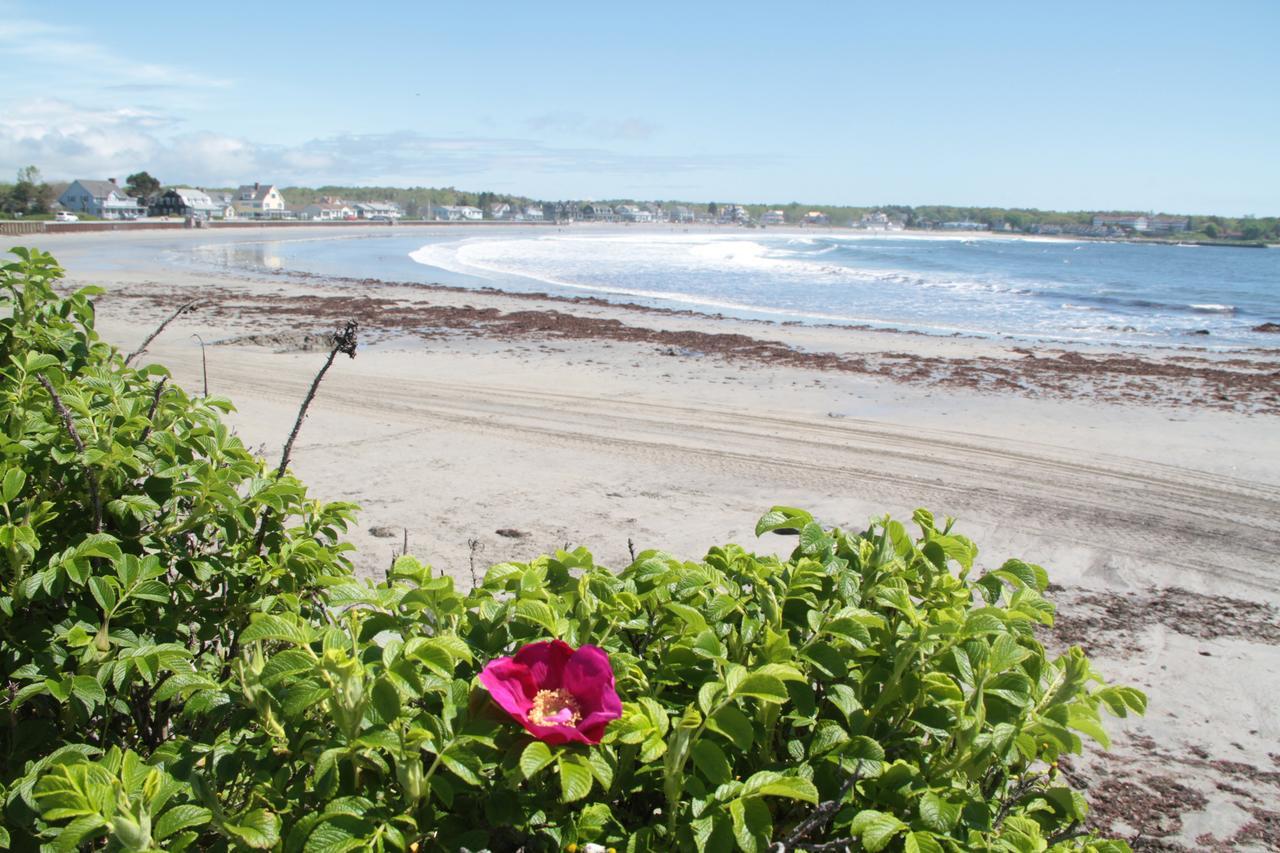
54,211 -> 79,222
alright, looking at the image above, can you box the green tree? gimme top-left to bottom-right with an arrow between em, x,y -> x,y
124,171 -> 161,200
708,201 -> 718,215
1203,223 -> 1219,238
6,166 -> 54,215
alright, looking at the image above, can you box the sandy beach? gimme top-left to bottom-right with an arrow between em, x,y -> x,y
6,224 -> 1279,849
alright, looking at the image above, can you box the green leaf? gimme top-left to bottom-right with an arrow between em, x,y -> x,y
154,805 -> 212,840
746,772 -> 818,804
558,752 -> 593,802
665,602 -> 708,633
755,506 -> 814,537
514,599 -> 559,633
919,793 -> 961,833
730,797 -> 772,853
1,467 -> 25,503
708,705 -> 754,751
70,676 -> 105,711
223,808 -> 281,849
851,810 -> 906,853
370,678 -> 400,723
691,739 -> 733,785
519,741 -> 554,779
905,831 -> 945,853
239,614 -> 316,646
303,814 -> 370,853
733,672 -> 788,703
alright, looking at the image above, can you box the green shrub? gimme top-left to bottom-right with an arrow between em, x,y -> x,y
0,247 -> 1143,851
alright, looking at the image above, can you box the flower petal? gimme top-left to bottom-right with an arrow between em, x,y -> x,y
522,719 -> 593,745
563,645 -> 622,729
513,639 -> 575,690
478,657 -> 536,720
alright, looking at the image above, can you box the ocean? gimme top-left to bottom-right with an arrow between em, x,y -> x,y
186,228 -> 1280,349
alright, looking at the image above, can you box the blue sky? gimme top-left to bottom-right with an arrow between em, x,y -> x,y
1,0 -> 1276,214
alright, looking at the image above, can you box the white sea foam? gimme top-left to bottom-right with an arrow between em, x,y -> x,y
402,230 -> 1272,349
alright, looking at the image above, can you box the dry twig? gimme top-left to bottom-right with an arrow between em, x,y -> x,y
124,299 -> 200,365
36,374 -> 103,532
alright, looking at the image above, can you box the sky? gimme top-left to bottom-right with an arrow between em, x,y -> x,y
1,1 -> 1277,215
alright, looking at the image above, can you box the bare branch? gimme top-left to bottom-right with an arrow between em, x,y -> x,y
780,770 -> 862,849
36,374 -> 102,532
627,537 -> 637,562
253,321 -> 358,552
125,299 -> 200,365
191,333 -> 209,396
273,320 -> 357,480
139,377 -> 168,443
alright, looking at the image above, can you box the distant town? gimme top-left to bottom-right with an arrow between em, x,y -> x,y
2,166 -> 1276,244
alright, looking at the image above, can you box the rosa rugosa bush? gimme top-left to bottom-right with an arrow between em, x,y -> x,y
2,248 -> 1145,852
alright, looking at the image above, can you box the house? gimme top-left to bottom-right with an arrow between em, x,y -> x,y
302,202 -> 355,221
718,204 -> 749,224
761,210 -> 786,225
1091,214 -> 1149,232
580,202 -> 617,222
150,188 -> 223,219
856,211 -> 902,231
488,202 -> 512,220
1029,223 -> 1063,235
434,205 -> 464,221
1147,215 -> 1190,233
57,179 -> 146,219
521,205 -> 545,221
234,183 -> 286,218
457,206 -> 482,220
939,221 -> 988,230
668,205 -> 695,223
205,192 -> 236,219
615,204 -> 654,223
802,211 -> 830,226
353,202 -> 402,220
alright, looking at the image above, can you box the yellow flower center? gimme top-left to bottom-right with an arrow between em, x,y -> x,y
528,688 -> 582,727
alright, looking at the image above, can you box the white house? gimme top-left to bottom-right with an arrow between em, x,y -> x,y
520,205 -> 545,221
234,183 -> 286,218
58,179 -> 146,219
205,192 -> 236,219
615,204 -> 654,223
302,202 -> 355,221
434,205 -> 482,221
1091,214 -> 1149,232
488,202 -> 512,220
353,202 -> 402,220
761,210 -> 786,225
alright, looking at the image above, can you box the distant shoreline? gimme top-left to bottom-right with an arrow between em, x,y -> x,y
10,217 -> 1275,249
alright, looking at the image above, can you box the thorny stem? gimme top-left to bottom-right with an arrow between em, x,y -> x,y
124,299 -> 200,365
273,320 -> 358,481
252,321 -> 357,553
779,769 -> 863,849
36,374 -> 102,532
191,333 -> 209,396
138,377 -> 168,443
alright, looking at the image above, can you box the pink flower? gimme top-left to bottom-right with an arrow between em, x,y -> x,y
478,640 -> 622,745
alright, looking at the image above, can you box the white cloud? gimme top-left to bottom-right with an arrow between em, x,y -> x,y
0,14 -> 230,91
0,98 -> 769,190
